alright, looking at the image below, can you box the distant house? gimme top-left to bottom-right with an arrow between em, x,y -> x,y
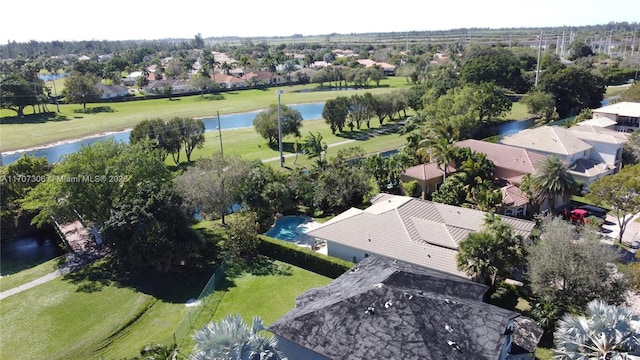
499,125 -> 627,190
269,255 -> 543,360
306,193 -> 535,278
244,71 -> 282,86
145,79 -> 197,95
356,59 -> 396,75
590,101 -> 640,133
122,71 -> 143,86
211,74 -> 246,89
95,83 -> 129,99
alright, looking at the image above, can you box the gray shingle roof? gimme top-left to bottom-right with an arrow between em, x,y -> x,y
269,256 -> 529,360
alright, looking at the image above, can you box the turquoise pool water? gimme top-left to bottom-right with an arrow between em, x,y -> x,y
264,216 -> 308,242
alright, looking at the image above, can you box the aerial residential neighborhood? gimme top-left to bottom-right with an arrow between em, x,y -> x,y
1,11 -> 640,360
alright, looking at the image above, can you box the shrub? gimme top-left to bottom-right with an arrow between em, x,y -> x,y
258,235 -> 353,278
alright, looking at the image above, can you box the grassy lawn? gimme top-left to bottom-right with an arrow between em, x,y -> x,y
0,254 -> 330,359
0,256 -> 62,292
0,78 -> 411,152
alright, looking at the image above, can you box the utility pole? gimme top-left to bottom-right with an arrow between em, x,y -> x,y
535,31 -> 543,88
216,110 -> 223,157
277,88 -> 284,167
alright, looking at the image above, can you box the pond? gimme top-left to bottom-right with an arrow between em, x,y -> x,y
264,216 -> 310,242
1,103 -> 325,165
0,231 -> 64,276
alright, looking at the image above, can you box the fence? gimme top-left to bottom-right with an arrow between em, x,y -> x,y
163,259 -> 229,348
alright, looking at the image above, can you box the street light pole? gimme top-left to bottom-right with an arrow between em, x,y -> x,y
277,88 -> 284,167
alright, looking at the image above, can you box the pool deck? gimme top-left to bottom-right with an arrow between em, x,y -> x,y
296,220 -> 328,255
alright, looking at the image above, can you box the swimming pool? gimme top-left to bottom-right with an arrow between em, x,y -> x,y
264,216 -> 309,242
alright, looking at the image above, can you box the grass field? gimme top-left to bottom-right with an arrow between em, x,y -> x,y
0,78 -> 411,152
0,256 -> 62,292
0,255 -> 330,359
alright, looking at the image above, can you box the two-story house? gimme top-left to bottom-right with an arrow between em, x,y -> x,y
499,125 -> 627,191
591,101 -> 640,133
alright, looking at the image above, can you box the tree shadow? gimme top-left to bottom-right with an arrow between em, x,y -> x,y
226,255 -> 293,278
0,112 -> 70,124
72,106 -> 115,114
62,258 -> 220,303
194,94 -> 225,101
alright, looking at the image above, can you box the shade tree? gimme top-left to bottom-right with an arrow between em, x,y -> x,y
587,163 -> 640,244
253,104 -> 303,146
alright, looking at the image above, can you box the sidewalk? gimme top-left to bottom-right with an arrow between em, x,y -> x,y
0,243 -> 105,300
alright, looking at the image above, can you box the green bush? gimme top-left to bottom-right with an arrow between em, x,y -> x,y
258,235 -> 353,278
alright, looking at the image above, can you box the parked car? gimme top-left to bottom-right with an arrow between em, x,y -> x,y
560,208 -> 603,227
577,205 -> 608,220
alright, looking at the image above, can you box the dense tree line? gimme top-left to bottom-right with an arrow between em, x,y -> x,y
130,117 -> 205,163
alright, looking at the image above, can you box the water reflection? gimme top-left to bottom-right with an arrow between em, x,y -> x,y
1,232 -> 64,276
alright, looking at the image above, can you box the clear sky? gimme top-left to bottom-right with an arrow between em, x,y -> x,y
1,0 -> 638,44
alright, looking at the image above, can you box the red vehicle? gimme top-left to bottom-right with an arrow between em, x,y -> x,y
560,208 -> 600,226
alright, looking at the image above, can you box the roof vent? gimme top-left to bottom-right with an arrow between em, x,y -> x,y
447,340 -> 462,352
373,283 -> 384,289
384,300 -> 393,309
445,324 -> 453,333
417,290 -> 425,297
403,292 -> 413,300
365,306 -> 375,315
350,266 -> 360,273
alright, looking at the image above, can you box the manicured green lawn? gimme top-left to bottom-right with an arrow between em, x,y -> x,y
0,255 -> 330,360
0,79 -> 411,152
0,256 -> 62,291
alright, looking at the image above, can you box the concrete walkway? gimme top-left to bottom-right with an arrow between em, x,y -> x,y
0,242 -> 106,301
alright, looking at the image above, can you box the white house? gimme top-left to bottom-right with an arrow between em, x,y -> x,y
499,125 -> 627,190
591,101 -> 640,133
306,194 -> 535,278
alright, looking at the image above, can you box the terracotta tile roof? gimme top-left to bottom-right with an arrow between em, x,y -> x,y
499,126 -> 592,156
501,185 -> 530,207
400,162 -> 453,181
455,139 -> 545,175
307,194 -> 535,278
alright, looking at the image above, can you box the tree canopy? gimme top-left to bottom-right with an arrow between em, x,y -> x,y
253,104 -> 303,145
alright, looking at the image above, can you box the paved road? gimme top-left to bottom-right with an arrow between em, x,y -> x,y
601,212 -> 640,245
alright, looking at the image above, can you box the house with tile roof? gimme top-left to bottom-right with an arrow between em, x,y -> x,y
269,255 -> 542,360
245,71 -> 283,86
399,162 -> 454,199
95,83 -> 129,99
499,125 -> 627,190
591,101 -> 640,133
305,194 -> 535,278
211,74 -> 246,89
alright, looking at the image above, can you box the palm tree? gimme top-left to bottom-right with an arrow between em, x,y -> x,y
553,300 -> 640,359
530,155 -> 577,213
418,132 -> 456,182
302,132 -> 328,170
190,314 -> 285,360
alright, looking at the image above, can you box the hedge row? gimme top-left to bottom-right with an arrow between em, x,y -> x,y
258,235 -> 354,279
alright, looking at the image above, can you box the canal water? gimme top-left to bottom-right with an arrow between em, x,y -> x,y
1,103 -> 325,165
0,231 -> 64,276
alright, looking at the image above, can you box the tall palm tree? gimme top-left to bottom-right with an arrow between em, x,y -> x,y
190,314 -> 285,360
530,155 -> 577,213
418,132 -> 456,182
553,300 -> 640,359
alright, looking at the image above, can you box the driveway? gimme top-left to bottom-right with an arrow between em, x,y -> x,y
601,212 -> 640,245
